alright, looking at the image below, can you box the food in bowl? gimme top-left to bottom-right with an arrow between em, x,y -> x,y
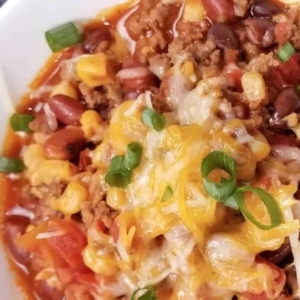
2,0 -> 300,299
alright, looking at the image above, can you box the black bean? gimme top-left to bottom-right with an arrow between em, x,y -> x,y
207,23 -> 239,50
273,87 -> 300,119
250,1 -> 282,17
244,18 -> 276,48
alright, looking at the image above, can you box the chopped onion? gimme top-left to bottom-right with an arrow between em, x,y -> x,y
36,230 -> 64,239
117,67 -> 151,80
43,103 -> 58,132
6,205 -> 34,220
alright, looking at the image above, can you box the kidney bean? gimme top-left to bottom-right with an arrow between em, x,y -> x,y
119,56 -> 158,93
208,23 -> 239,50
3,215 -> 31,265
44,127 -> 86,160
202,0 -> 235,23
244,18 -> 276,48
82,28 -> 112,54
250,1 -> 282,17
273,87 -> 300,120
48,94 -> 85,125
267,134 -> 300,147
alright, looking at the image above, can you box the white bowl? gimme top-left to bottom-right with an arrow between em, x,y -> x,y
0,0 -> 123,298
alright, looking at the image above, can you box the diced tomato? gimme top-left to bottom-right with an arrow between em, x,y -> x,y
17,221 -> 54,264
241,257 -> 286,300
275,23 -> 290,46
97,220 -> 106,233
223,63 -> 243,91
271,53 -> 300,91
202,0 -> 235,23
78,148 -> 92,172
47,219 -> 88,271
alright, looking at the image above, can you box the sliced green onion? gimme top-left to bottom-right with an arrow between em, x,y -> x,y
131,286 -> 157,300
224,195 -> 239,210
125,142 -> 143,170
0,157 -> 25,173
278,42 -> 295,63
10,113 -> 34,132
200,151 -> 237,201
162,186 -> 173,202
233,186 -> 282,230
105,156 -> 132,188
142,109 -> 166,132
45,22 -> 82,53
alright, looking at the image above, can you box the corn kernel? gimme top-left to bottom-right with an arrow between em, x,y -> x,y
58,182 -> 88,216
183,0 -> 204,22
284,113 -> 298,128
106,187 -> 126,210
24,145 -> 78,185
82,246 -> 118,276
30,160 -> 77,186
25,224 -> 35,233
50,82 -> 78,99
181,61 -> 197,83
291,124 -> 300,139
241,72 -> 267,104
80,110 -> 103,139
249,131 -> 271,162
76,53 -> 114,88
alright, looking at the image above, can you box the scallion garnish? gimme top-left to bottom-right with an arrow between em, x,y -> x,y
278,42 -> 295,63
131,286 -> 157,300
125,142 -> 143,170
0,157 -> 25,173
45,22 -> 82,53
142,109 -> 166,132
200,151 -> 283,230
10,113 -> 34,132
105,156 -> 132,188
162,186 -> 173,202
200,151 -> 237,201
233,186 -> 282,230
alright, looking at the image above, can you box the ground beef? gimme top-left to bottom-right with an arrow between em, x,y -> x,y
79,83 -> 122,120
81,200 -> 118,229
176,21 -> 206,44
125,0 -> 173,39
246,52 -> 279,74
134,31 -> 167,63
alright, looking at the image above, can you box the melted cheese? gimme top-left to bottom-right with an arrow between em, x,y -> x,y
89,77 -> 300,299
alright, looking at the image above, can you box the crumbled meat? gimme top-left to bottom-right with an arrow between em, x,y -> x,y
79,82 -> 122,120
81,200 -> 118,229
176,21 -> 205,44
125,1 -> 173,39
134,31 -> 167,63
169,39 -> 217,66
241,42 -> 261,62
247,52 -> 279,74
28,183 -> 65,225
